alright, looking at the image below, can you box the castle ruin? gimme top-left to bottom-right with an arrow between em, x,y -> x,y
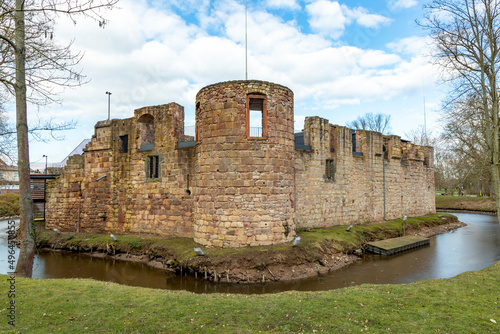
46,80 -> 435,247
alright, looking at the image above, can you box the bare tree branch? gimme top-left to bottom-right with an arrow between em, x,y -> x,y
421,0 -> 500,210
0,0 -> 118,277
346,112 -> 392,135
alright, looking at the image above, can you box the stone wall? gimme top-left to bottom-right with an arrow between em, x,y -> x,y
46,104 -> 195,237
46,154 -> 85,230
193,81 -> 296,247
295,117 -> 435,228
46,80 -> 435,247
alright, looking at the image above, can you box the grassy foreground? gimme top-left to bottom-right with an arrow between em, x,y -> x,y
1,261 -> 499,333
435,195 -> 496,213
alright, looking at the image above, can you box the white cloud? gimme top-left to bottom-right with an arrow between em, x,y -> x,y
345,7 -> 392,29
266,0 -> 301,10
306,0 -> 347,39
386,36 -> 433,56
388,0 -> 418,10
20,0 -> 441,163
306,1 -> 392,39
358,50 -> 401,67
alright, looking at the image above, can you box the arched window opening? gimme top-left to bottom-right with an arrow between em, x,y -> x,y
138,114 -> 155,151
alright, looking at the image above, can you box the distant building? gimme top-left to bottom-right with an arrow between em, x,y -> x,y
46,80 -> 435,247
42,139 -> 92,175
0,159 -> 19,194
60,139 -> 91,166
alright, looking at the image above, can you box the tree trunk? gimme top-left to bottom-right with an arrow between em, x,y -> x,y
491,89 -> 500,216
492,99 -> 500,218
14,0 -> 35,278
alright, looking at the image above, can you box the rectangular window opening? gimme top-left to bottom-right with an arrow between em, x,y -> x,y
147,155 -> 160,179
352,130 -> 363,156
326,159 -> 335,181
119,135 -> 129,153
330,126 -> 337,153
351,130 -> 357,153
249,98 -> 263,137
185,174 -> 191,195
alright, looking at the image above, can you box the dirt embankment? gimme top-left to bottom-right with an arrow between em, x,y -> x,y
36,214 -> 464,284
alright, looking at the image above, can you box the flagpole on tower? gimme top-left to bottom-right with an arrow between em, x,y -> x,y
423,78 -> 427,146
245,0 -> 248,80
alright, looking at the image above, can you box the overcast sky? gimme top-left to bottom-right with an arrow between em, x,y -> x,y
8,0 -> 444,168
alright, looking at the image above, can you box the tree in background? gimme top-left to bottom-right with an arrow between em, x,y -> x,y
404,125 -> 457,193
423,0 -> 500,216
441,96 -> 492,195
404,125 -> 436,147
346,113 -> 392,134
0,100 -> 15,159
0,105 -> 76,161
0,0 -> 117,277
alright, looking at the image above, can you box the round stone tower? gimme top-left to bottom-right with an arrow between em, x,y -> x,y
193,80 -> 296,247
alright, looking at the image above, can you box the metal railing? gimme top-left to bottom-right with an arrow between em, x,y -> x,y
249,127 -> 263,137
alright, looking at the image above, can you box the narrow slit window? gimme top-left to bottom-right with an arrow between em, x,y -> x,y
147,155 -> 160,179
351,130 -> 357,153
330,126 -> 337,153
186,174 -> 191,195
326,159 -> 335,181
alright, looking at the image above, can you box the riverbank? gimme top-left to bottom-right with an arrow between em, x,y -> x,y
435,195 -> 496,213
36,213 -> 463,283
1,259 -> 498,333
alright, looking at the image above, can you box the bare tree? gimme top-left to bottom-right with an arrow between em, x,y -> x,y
405,124 -> 464,193
405,125 -> 434,146
422,0 -> 500,216
346,112 -> 392,134
0,0 -> 117,277
440,95 -> 492,195
0,106 -> 77,160
0,101 -> 15,158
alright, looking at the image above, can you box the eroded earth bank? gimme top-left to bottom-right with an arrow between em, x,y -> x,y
35,214 -> 463,283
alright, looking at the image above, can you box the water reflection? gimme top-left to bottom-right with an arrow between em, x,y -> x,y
0,219 -> 18,274
1,212 -> 499,294
33,252 -> 181,289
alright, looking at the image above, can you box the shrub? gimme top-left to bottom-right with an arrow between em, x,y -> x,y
0,193 -> 20,216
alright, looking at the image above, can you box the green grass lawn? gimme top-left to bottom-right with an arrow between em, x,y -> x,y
1,260 -> 499,333
2,213 -> 496,333
436,189 -> 459,196
435,195 -> 496,212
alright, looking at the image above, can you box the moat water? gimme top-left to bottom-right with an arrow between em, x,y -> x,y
1,212 -> 499,294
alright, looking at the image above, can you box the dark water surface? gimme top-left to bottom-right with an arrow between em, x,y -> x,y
1,212 -> 499,294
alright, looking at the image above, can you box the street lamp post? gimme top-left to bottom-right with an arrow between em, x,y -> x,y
42,154 -> 48,175
42,154 -> 48,222
106,91 -> 112,120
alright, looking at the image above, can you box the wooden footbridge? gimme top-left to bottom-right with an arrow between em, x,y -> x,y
366,236 -> 430,255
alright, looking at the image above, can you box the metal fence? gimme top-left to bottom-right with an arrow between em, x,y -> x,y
249,127 -> 263,137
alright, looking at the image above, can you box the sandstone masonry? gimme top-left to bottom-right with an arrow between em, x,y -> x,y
46,80 -> 435,247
